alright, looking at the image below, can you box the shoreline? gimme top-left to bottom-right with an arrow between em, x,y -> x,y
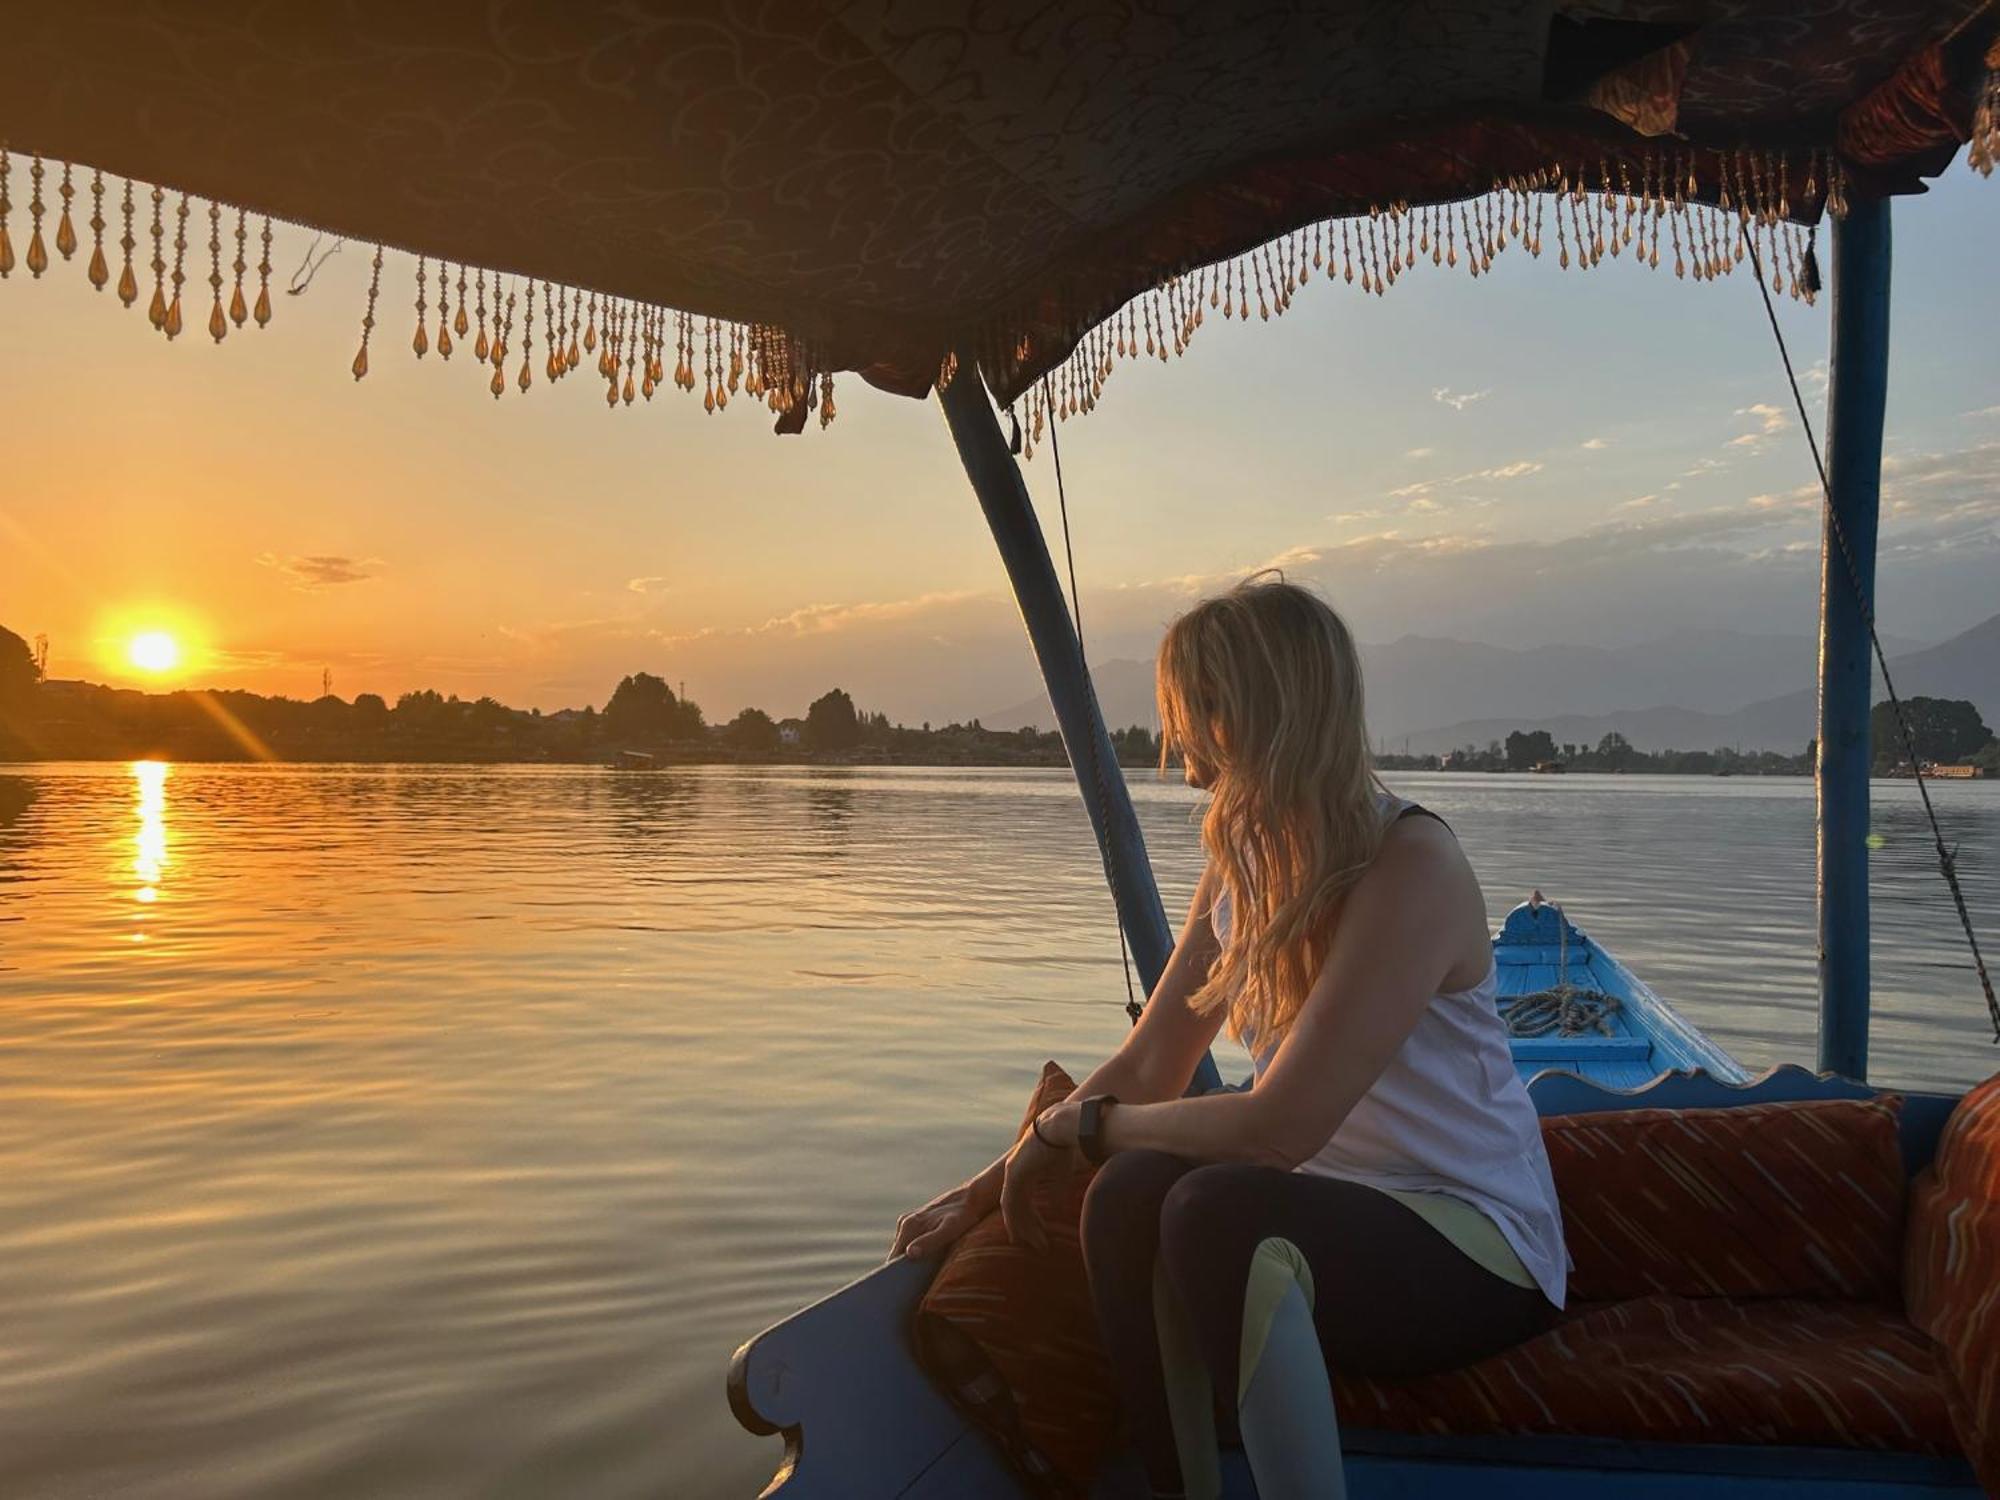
0,754 -> 1842,777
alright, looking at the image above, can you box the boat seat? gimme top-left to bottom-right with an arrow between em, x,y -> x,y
1330,1294 -> 1959,1457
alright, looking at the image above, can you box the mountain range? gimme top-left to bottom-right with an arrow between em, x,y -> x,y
985,612 -> 2000,755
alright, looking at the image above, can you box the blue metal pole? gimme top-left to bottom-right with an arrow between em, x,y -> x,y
939,368 -> 1222,1092
1817,196 -> 1891,1082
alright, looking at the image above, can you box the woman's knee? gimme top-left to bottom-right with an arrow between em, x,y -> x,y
1080,1149 -> 1190,1256
1156,1162 -> 1281,1281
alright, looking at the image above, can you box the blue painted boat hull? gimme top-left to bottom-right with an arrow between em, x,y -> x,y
1492,898 -> 1746,1090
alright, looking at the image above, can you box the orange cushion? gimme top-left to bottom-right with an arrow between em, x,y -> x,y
1905,1072 -> 2000,1494
1335,1295 -> 1958,1454
1544,1094 -> 1907,1302
912,1063 -> 1110,1498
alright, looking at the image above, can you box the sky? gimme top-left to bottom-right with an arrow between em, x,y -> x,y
3,168 -> 1996,727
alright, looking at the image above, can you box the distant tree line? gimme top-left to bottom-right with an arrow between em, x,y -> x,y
9,623 -> 1988,776
1375,699 -> 1998,777
0,629 -> 1164,768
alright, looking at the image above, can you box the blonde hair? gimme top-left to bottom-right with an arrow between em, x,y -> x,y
1157,573 -> 1384,1048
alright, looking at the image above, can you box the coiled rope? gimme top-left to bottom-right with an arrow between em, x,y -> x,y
1501,896 -> 1623,1039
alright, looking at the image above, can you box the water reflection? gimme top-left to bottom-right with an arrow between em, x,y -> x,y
0,774 -> 34,828
604,769 -> 703,838
806,777 -> 855,842
132,759 -> 168,906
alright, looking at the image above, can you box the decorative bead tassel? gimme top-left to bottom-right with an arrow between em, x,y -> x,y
116,179 -> 136,303
56,161 -> 77,260
254,217 -> 273,327
517,278 -> 534,393
163,194 -> 189,338
0,149 -> 15,279
437,262 -> 454,359
206,201 -> 227,342
147,187 -> 167,327
227,208 -> 247,323
473,270 -> 491,364
354,244 -> 383,379
26,154 -> 49,277
413,254 -> 429,358
87,170 -> 107,289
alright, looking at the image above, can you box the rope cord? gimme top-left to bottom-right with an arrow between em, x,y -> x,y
1741,228 -> 1999,1042
1501,899 -> 1622,1038
1045,388 -> 1144,1024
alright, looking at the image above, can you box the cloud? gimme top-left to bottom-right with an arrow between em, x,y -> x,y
1404,446 -> 1435,459
1431,387 -> 1489,411
259,553 -> 378,589
1385,461 -> 1541,511
1580,437 -> 1609,450
627,576 -> 669,594
1470,460 -> 1542,481
1725,403 -> 1789,454
1614,494 -> 1663,511
750,589 -> 982,637
1964,405 -> 2000,421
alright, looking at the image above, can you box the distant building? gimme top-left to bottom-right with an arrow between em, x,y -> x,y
777,718 -> 804,747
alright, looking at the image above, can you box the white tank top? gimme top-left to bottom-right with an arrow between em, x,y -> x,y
1211,800 -> 1569,1307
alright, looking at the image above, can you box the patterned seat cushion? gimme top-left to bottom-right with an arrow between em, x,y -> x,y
912,1063 -> 1111,1499
1543,1094 -> 1908,1302
1905,1071 -> 2000,1494
1334,1295 -> 1959,1455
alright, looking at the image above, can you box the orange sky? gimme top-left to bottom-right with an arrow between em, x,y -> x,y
4,173 -> 1996,725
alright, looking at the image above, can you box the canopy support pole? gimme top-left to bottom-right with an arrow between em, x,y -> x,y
939,369 -> 1222,1094
1817,196 -> 1891,1082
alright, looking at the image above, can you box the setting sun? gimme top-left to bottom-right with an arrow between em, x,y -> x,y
127,631 -> 182,674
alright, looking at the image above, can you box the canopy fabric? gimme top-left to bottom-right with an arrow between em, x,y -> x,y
0,0 -> 1993,426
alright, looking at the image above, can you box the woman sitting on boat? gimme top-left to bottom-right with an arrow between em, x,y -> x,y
893,574 -> 1566,1499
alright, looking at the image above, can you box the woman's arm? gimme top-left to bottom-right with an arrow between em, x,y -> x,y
1033,817 -> 1487,1172
895,864 -> 1228,1257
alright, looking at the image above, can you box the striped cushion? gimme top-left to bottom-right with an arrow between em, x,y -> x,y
1335,1295 -> 1958,1454
1544,1094 -> 1907,1302
912,1063 -> 1111,1499
1905,1071 -> 2000,1494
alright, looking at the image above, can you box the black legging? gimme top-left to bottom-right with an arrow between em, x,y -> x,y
1081,1150 -> 1556,1493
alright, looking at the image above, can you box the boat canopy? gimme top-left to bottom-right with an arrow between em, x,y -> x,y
1,2 -> 1993,440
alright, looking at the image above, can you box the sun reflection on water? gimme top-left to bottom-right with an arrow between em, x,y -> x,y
132,760 -> 169,907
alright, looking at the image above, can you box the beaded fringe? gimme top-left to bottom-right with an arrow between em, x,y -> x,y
0,149 -> 277,336
992,148 -> 1860,458
5,138 -> 1994,447
0,146 -> 834,428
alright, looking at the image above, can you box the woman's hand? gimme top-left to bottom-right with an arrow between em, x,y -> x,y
892,1155 -> 1006,1261
998,1101 -> 1081,1252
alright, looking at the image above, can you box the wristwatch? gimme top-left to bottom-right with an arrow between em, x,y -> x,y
1077,1094 -> 1119,1165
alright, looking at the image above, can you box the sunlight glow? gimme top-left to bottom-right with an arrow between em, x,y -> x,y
128,631 -> 182,674
133,760 -> 169,903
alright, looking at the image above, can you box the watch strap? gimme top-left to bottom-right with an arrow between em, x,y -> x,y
1078,1094 -> 1119,1165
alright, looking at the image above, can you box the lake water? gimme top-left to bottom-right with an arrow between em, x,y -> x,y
1,763 -> 1996,1498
